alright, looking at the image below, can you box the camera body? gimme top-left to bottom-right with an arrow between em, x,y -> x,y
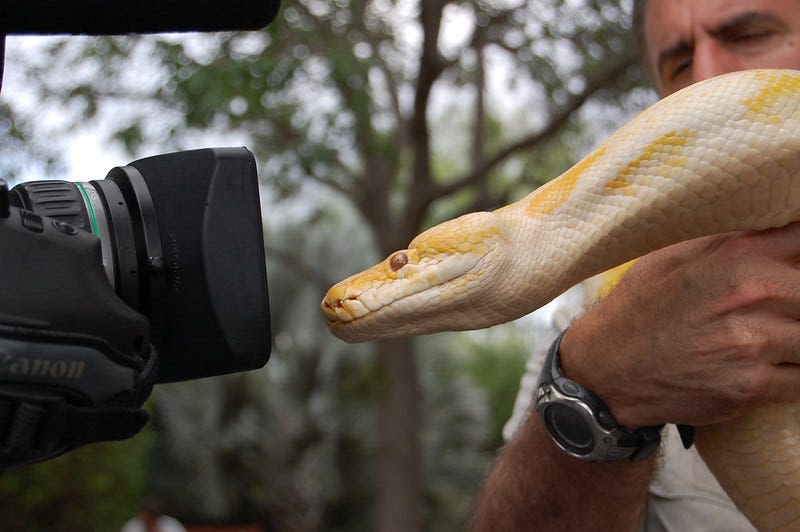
0,148 -> 271,468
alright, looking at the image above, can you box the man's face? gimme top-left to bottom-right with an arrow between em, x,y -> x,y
644,0 -> 800,96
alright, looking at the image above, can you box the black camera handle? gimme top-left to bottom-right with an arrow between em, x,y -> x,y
0,327 -> 158,469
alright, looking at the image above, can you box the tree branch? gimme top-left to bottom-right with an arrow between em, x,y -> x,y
427,52 -> 638,206
406,0 -> 448,230
295,154 -> 353,199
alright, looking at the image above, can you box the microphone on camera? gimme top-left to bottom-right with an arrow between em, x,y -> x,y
0,0 -> 282,35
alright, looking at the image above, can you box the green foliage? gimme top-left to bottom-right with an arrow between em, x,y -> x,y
460,334 -> 528,450
0,425 -> 154,531
417,335 -> 495,531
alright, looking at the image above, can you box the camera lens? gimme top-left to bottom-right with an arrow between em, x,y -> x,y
8,180 -> 116,283
9,168 -> 161,317
9,148 -> 271,382
72,182 -> 120,289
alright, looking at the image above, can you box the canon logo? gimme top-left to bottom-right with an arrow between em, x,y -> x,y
0,349 -> 85,380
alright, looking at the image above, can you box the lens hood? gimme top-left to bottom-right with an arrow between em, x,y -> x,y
123,147 -> 270,381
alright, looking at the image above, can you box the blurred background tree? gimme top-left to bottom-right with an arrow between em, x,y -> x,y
0,1 -> 655,530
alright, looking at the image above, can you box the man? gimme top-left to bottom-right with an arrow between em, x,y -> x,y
470,1 -> 800,530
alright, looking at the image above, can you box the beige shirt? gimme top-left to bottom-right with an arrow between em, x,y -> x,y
504,288 -> 756,532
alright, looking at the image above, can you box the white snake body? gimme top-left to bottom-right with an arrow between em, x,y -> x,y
322,69 -> 800,529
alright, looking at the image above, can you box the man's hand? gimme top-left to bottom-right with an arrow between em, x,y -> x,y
561,222 -> 800,429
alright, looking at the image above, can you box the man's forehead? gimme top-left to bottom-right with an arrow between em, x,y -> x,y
647,0 -> 788,43
648,1 -> 741,45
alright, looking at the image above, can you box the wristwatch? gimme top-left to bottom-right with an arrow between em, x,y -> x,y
535,330 -> 663,462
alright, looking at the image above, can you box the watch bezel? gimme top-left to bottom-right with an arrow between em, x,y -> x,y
537,382 -> 638,462
535,330 -> 663,463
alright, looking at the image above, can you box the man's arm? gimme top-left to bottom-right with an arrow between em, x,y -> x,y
472,222 -> 800,530
470,409 -> 655,531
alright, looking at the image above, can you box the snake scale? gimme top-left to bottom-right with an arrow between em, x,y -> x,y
321,69 -> 800,530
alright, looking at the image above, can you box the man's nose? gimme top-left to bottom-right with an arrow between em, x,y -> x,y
692,39 -> 740,83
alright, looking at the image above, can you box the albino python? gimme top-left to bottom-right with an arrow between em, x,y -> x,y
321,69 -> 800,530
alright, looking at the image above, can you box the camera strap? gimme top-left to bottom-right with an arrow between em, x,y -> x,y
0,326 -> 158,469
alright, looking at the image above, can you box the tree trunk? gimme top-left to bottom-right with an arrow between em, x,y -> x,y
377,336 -> 420,532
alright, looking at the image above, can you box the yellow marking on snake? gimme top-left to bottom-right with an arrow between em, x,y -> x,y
588,259 -> 638,302
524,145 -> 607,217
607,129 -> 694,193
321,69 -> 800,530
742,70 -> 800,124
415,226 -> 499,257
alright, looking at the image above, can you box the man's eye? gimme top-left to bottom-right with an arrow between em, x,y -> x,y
670,59 -> 692,80
733,30 -> 769,41
727,26 -> 774,45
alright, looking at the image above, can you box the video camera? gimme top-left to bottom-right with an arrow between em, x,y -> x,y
0,0 -> 281,469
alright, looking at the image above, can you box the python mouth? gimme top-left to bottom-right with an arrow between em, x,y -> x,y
321,295 -> 362,326
322,279 -> 444,334
322,289 -> 420,328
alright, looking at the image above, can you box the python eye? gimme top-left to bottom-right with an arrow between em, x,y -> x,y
389,252 -> 408,271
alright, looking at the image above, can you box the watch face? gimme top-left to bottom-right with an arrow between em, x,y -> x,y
542,402 -> 595,455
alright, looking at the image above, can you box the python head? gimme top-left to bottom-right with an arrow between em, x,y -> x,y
321,211 -> 523,343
